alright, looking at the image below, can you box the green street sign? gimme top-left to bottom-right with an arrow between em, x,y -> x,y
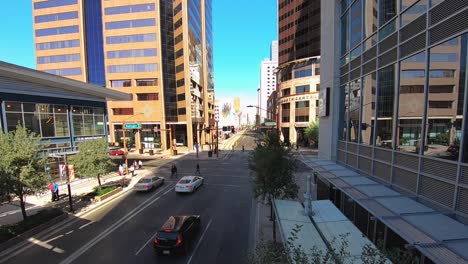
125,123 -> 141,129
265,122 -> 276,127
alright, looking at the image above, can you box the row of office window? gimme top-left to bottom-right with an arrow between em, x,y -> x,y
105,19 -> 155,30
36,25 -> 79,37
34,0 -> 76,9
36,39 -> 80,50
4,102 -> 105,138
106,33 -> 156,45
44,67 -> 82,76
110,78 -> 158,88
37,53 -> 80,64
107,64 -> 157,73
105,3 -> 155,15
107,49 -> 157,59
35,11 -> 78,23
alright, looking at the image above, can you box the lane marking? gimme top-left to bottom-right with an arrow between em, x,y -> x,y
59,185 -> 174,264
134,232 -> 157,256
187,218 -> 213,264
45,235 -> 64,243
28,238 -> 65,254
65,231 -> 74,235
78,221 -> 94,230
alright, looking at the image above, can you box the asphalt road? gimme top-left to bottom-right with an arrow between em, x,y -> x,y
1,131 -> 259,264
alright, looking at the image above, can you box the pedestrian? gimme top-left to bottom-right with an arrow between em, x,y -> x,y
118,164 -> 123,176
195,163 -> 201,176
171,164 -> 177,177
130,165 -> 135,176
49,182 -> 55,201
53,182 -> 59,201
133,160 -> 138,169
138,160 -> 143,169
122,163 -> 127,175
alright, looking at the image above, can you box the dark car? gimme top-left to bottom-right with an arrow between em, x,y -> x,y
154,215 -> 200,255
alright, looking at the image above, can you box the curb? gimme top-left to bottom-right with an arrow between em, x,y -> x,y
0,212 -> 68,252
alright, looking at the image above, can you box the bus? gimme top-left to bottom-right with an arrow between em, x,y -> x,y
221,126 -> 235,139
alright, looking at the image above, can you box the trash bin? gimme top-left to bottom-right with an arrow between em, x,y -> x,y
208,150 -> 213,157
149,149 -> 154,155
139,149 -> 143,154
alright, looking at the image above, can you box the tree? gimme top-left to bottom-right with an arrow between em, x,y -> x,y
249,131 -> 298,242
70,138 -> 113,189
304,118 -> 319,147
0,125 -> 49,221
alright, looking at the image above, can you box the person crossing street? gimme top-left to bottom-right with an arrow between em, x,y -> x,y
195,163 -> 201,176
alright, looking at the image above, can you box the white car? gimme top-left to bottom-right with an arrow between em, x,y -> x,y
175,176 -> 204,193
134,176 -> 164,192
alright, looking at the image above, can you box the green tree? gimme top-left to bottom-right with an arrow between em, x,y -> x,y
70,138 -> 113,189
249,131 -> 298,242
0,125 -> 49,220
304,118 -> 320,147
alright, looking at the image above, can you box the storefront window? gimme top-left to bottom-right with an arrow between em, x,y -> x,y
360,73 -> 376,145
350,79 -> 361,142
71,106 -> 105,136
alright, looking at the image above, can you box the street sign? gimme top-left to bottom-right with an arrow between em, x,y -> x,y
265,122 -> 276,127
125,123 -> 141,129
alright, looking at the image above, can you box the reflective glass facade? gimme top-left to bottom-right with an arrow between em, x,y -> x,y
36,40 -> 80,50
34,11 -> 78,23
105,3 -> 155,15
338,0 -> 468,219
37,54 -> 80,64
107,49 -> 157,59
71,106 -> 105,136
34,0 -> 77,9
84,0 -> 106,86
107,64 -> 157,73
44,68 -> 82,76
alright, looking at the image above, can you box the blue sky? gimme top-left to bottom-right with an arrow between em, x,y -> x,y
0,0 -> 277,106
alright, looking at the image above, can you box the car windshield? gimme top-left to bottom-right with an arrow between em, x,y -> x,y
157,232 -> 178,240
179,179 -> 191,184
138,179 -> 152,183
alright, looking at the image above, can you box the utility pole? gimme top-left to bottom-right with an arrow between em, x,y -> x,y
123,123 -> 129,175
216,120 -> 219,158
64,153 -> 74,212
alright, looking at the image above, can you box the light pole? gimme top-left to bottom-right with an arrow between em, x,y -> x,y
121,113 -> 144,175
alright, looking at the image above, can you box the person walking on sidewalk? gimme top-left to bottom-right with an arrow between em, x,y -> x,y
130,165 -> 135,176
133,160 -> 138,169
49,182 -> 55,201
118,164 -> 123,176
53,182 -> 59,201
138,160 -> 143,169
195,163 -> 201,176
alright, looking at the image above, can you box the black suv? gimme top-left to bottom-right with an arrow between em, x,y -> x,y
154,215 -> 201,255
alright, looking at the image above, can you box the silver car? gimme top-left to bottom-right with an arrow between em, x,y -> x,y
134,176 -> 164,192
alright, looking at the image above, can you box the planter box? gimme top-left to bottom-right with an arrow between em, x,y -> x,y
94,187 -> 122,202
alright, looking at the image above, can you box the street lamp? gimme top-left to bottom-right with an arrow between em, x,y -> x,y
121,113 -> 144,175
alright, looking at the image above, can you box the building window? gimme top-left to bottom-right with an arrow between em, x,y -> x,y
361,73 -> 377,145
174,18 -> 182,30
401,0 -> 427,27
71,106 -> 105,136
175,49 -> 184,58
175,34 -> 183,44
295,85 -> 310,94
107,49 -> 157,59
282,116 -> 290,122
295,101 -> 310,108
315,68 -> 320,75
35,26 -> 79,37
44,68 -> 82,76
379,0 -> 397,26
176,79 -> 185,87
176,64 -> 184,73
282,88 -> 291,96
294,69 -> 312,78
113,108 -> 133,115
136,78 -> 158,86
110,80 -> 131,87
316,84 -> 320,91
36,39 -> 80,50
34,0 -> 77,9
349,79 -> 361,142
178,108 -> 186,115
137,93 -> 159,101
350,0 -> 363,48
105,19 -> 156,30
108,64 -> 157,73
106,33 -> 156,44
295,115 -> 309,122
105,3 -> 155,15
37,54 -> 80,64
177,94 -> 186,101
35,11 -> 78,23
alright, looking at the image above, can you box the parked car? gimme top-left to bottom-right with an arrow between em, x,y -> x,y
109,149 -> 125,156
134,176 -> 164,192
175,176 -> 204,193
154,215 -> 201,255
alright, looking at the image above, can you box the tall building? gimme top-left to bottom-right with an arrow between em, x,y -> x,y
259,41 -> 278,122
319,0 -> 468,263
32,0 -> 214,151
276,0 -> 321,145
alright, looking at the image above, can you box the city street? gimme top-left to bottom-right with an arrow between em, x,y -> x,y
0,131 -> 259,264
